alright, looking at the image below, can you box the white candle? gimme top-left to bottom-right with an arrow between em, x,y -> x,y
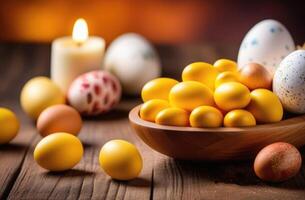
51,18 -> 105,94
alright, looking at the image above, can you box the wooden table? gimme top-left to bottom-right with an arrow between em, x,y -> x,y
0,43 -> 305,200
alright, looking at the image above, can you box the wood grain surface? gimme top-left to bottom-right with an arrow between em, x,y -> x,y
0,43 -> 305,200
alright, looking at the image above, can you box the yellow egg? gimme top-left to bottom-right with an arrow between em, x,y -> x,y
190,106 -> 223,128
182,62 -> 218,90
213,59 -> 238,73
215,71 -> 240,88
224,109 -> 256,127
34,132 -> 83,171
214,82 -> 251,111
99,140 -> 142,180
247,89 -> 283,123
20,77 -> 65,119
140,99 -> 170,122
155,107 -> 189,126
141,78 -> 179,102
169,81 -> 214,111
0,108 -> 19,144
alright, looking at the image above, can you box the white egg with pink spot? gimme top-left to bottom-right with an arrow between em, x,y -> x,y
68,70 -> 121,116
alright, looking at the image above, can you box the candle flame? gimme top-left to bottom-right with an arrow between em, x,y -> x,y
72,18 -> 88,43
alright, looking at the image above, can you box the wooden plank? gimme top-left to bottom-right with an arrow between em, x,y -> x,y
0,44 -> 50,198
152,150 -> 305,199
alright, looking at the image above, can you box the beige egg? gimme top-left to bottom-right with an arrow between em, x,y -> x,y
36,105 -> 82,137
239,63 -> 272,90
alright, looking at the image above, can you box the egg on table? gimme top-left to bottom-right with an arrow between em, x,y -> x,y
20,76 -> 65,119
34,132 -> 83,171
104,33 -> 161,95
273,50 -> 305,113
254,142 -> 302,182
0,108 -> 19,144
238,19 -> 295,75
99,140 -> 143,180
37,105 -> 82,137
68,70 -> 121,116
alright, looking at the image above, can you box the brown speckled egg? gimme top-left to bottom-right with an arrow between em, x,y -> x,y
67,70 -> 121,116
37,105 -> 82,137
254,142 -> 302,182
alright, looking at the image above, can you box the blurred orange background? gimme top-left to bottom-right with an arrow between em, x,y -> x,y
0,0 -> 304,46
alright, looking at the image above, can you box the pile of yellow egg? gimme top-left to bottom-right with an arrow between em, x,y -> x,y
140,59 -> 283,128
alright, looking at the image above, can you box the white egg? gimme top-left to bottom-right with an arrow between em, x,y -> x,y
104,33 -> 161,95
67,70 -> 121,116
238,19 -> 295,76
273,50 -> 305,113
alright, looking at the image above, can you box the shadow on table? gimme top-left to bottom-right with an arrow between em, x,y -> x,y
0,143 -> 28,152
83,97 -> 141,121
45,169 -> 95,177
154,157 -> 305,190
83,108 -> 130,121
114,177 -> 151,188
82,141 -> 100,150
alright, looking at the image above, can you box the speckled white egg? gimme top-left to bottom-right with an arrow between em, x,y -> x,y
67,70 -> 121,116
238,19 -> 295,75
273,50 -> 305,113
104,33 -> 161,95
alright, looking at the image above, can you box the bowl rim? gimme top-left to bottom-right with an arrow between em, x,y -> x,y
129,104 -> 305,133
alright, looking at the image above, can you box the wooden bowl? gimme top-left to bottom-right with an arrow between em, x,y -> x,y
129,105 -> 305,161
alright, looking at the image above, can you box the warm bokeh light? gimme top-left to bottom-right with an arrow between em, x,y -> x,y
72,18 -> 88,43
0,1 -> 303,45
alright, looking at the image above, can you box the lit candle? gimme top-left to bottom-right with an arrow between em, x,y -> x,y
51,18 -> 105,94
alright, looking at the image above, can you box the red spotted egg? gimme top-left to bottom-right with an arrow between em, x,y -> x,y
68,70 -> 121,115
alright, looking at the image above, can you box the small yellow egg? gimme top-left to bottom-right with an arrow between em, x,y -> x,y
190,106 -> 223,128
141,78 -> 179,102
213,59 -> 238,73
34,132 -> 83,171
247,89 -> 283,123
20,77 -> 65,119
99,140 -> 142,180
140,99 -> 170,122
224,109 -> 256,127
155,107 -> 189,126
214,82 -> 251,111
169,81 -> 214,111
182,62 -> 218,90
0,108 -> 19,144
215,71 -> 240,88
